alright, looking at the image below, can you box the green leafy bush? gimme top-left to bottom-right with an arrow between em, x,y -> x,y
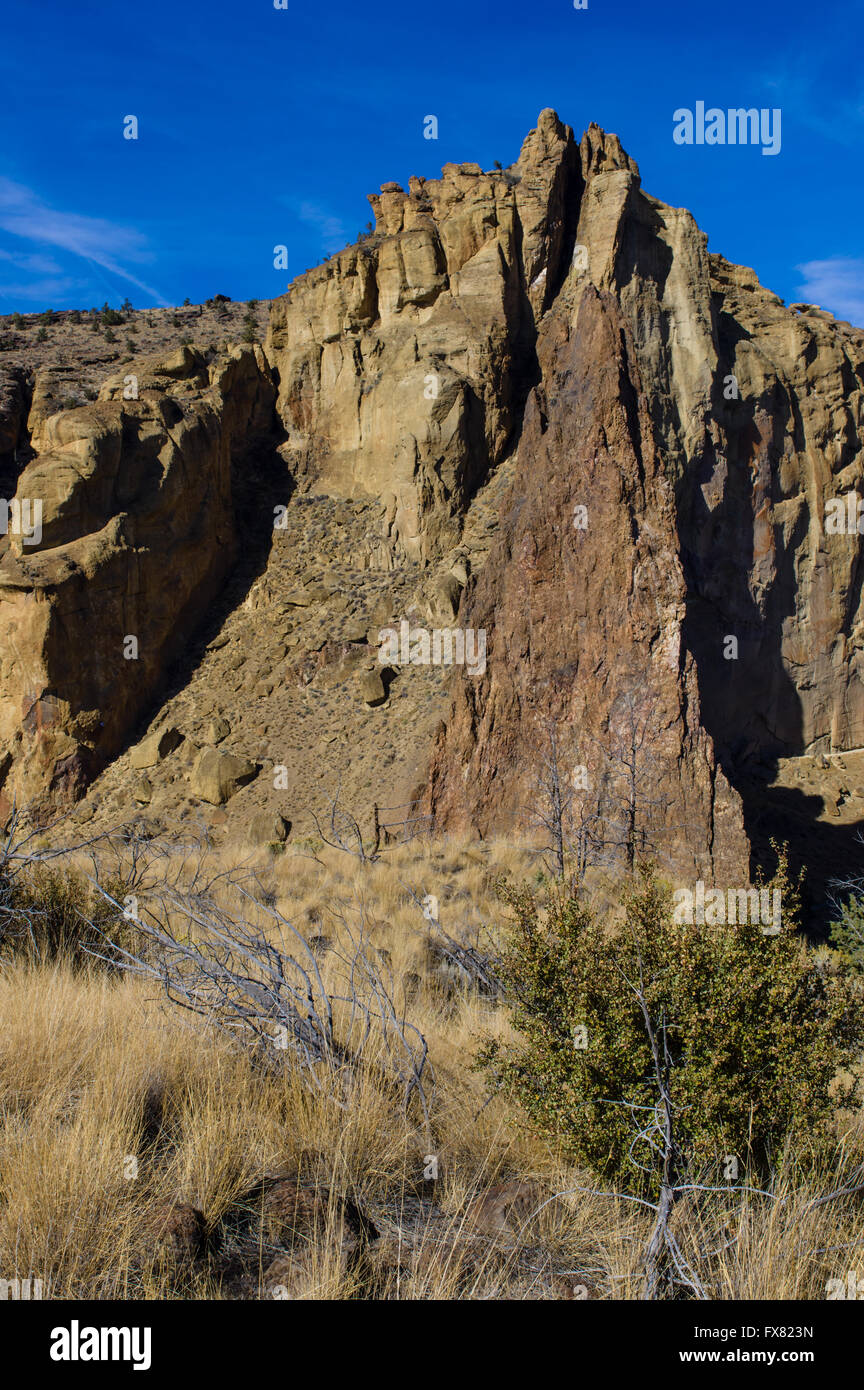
831,894 -> 864,972
478,861 -> 864,1194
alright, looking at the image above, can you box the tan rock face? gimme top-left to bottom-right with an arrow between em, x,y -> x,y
0,345 -> 274,812
265,109 -> 583,565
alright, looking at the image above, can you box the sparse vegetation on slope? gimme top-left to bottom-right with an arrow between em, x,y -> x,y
1,829 -> 863,1300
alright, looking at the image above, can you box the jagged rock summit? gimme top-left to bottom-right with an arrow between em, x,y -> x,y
2,110 -> 863,894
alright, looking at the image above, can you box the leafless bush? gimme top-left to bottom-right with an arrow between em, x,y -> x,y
403,886 -> 503,999
531,696 -> 678,889
827,828 -> 864,915
85,853 -> 432,1120
307,787 -> 433,864
310,786 -> 377,863
427,927 -> 504,1000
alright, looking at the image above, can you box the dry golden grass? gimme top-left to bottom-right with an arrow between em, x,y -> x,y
1,834 -> 863,1300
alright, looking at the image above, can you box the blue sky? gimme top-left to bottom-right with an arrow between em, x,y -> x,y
0,0 -> 862,322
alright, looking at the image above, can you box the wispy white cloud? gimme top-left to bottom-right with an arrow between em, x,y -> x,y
0,277 -> 88,302
759,23 -> 864,150
297,200 -> 348,255
796,257 -> 864,328
0,247 -> 63,275
0,177 -> 169,305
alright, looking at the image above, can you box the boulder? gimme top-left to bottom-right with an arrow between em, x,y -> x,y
147,1200 -> 209,1265
357,669 -> 387,707
191,748 -> 258,804
246,810 -> 289,845
464,1179 -> 548,1235
130,727 -> 183,770
133,776 -> 153,805
339,619 -> 369,644
206,716 -> 230,745
424,571 -> 463,625
285,584 -> 329,607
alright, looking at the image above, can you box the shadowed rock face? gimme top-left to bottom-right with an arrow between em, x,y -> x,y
0,345 -> 275,812
578,164 -> 864,779
0,365 -> 30,500
1,109 -> 863,890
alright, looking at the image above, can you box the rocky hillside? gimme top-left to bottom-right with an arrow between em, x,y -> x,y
2,110 -> 863,904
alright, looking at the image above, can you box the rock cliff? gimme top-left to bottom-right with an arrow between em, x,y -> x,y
2,109 -> 863,896
0,344 -> 274,810
422,280 -> 750,880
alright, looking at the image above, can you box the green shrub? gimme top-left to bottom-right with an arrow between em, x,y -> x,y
293,836 -> 324,856
0,863 -> 131,969
478,860 -> 864,1194
831,893 -> 864,972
